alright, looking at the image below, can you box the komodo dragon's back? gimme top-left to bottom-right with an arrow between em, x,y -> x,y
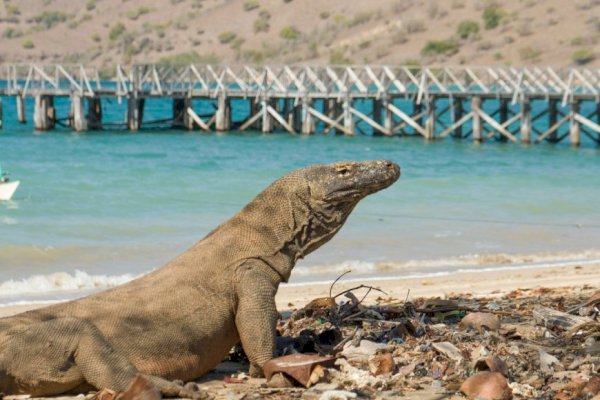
0,160 -> 400,398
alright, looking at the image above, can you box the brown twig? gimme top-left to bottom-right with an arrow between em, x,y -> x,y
332,326 -> 359,353
329,270 -> 352,298
333,284 -> 388,301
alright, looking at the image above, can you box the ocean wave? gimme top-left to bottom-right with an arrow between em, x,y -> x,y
0,270 -> 137,298
1,216 -> 17,225
294,249 -> 600,277
0,249 -> 599,305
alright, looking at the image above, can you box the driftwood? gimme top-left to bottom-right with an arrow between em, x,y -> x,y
532,306 -> 595,332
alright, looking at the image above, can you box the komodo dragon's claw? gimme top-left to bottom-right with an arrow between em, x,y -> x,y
115,375 -> 160,400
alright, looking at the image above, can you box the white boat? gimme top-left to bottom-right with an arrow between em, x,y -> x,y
0,180 -> 19,201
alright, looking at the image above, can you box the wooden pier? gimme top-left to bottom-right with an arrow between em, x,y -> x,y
1,63 -> 600,146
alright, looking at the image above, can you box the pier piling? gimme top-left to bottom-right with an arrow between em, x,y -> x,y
16,95 -> 26,124
215,93 -> 231,131
72,95 -> 87,132
425,97 -> 436,140
570,101 -> 581,147
173,97 -> 192,130
301,98 -> 313,135
343,96 -> 354,136
452,98 -> 463,139
521,99 -> 531,144
472,97 -> 482,142
33,95 -> 55,131
0,97 -> 2,129
87,98 -> 102,130
127,95 -> 144,131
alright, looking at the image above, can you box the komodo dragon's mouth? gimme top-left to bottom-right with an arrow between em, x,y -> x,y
323,160 -> 400,202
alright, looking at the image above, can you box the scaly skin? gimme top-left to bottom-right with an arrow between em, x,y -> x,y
0,160 -> 400,396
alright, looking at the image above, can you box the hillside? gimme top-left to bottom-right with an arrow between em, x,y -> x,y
1,0 -> 599,71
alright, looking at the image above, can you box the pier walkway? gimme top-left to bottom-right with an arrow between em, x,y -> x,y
1,63 -> 600,146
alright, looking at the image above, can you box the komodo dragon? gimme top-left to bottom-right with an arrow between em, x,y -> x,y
0,160 -> 400,397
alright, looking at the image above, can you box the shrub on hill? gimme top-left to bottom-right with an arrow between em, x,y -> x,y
2,27 -> 23,39
482,6 -> 505,29
421,39 -> 459,56
519,46 -> 541,61
32,11 -> 69,29
253,18 -> 269,33
457,20 -> 479,39
329,49 -> 351,64
109,23 -> 126,41
218,31 -> 237,44
572,48 -> 595,65
126,6 -> 152,21
243,1 -> 259,11
280,25 -> 300,41
5,4 -> 20,16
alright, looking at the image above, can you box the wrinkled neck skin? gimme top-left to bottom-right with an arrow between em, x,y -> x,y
225,175 -> 357,283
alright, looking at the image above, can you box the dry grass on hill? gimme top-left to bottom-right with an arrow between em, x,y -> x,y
0,0 -> 599,69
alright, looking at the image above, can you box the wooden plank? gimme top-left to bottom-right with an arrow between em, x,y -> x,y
535,114 -> 569,143
346,67 -> 367,93
574,113 -> 600,133
475,109 -> 519,143
308,107 -> 353,136
267,105 -> 295,133
186,107 -> 210,131
349,107 -> 390,135
239,108 -> 263,131
438,111 -> 473,139
383,66 -> 406,93
387,103 -> 426,136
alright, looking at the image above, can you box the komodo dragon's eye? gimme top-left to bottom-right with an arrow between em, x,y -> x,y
336,166 -> 351,176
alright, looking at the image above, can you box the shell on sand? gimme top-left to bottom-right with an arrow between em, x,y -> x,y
460,371 -> 512,400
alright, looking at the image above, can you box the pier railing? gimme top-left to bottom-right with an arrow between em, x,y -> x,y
1,63 -> 599,145
3,63 -> 600,99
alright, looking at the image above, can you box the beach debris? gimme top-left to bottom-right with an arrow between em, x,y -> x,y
459,371 -> 512,400
538,348 -> 562,373
151,283 -> 600,399
432,341 -> 464,363
318,390 -> 358,400
473,355 -> 509,377
533,306 -> 595,332
367,353 -> 394,376
460,312 -> 501,333
578,375 -> 600,397
263,353 -> 336,388
341,339 -> 392,364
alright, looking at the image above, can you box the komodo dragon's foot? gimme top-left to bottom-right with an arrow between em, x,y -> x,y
93,376 -> 211,400
145,375 -> 211,400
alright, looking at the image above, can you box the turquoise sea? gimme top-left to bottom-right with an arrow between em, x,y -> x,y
1,97 -> 599,305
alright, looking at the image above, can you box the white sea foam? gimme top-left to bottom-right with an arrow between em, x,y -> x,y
0,270 -> 137,298
0,250 -> 599,305
293,249 -> 600,278
1,216 -> 17,225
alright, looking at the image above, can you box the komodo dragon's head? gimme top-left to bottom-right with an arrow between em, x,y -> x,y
296,159 -> 400,255
237,160 -> 400,281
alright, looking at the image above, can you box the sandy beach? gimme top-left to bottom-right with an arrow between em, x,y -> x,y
1,260 -> 598,399
276,260 -> 600,309
2,261 -> 598,318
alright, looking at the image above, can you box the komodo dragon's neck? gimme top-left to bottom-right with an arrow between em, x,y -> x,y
196,174 -> 350,283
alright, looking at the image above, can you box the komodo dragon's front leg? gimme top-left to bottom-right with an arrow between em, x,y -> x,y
0,317 -> 204,398
234,262 -> 279,377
